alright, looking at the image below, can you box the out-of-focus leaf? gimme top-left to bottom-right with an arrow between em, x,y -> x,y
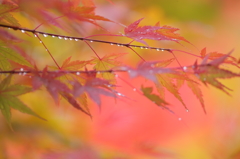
0,2 -> 20,26
141,85 -> 170,111
0,75 -> 45,128
32,67 -> 71,104
0,42 -> 33,69
93,53 -> 126,81
73,78 -> 117,107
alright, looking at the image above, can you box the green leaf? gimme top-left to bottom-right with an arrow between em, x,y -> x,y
3,96 -> 46,121
156,74 -> 187,110
0,43 -> 33,68
2,85 -> 32,96
141,85 -> 169,110
0,3 -> 20,26
93,53 -> 126,82
0,74 -> 12,90
0,75 -> 45,128
0,97 -> 12,129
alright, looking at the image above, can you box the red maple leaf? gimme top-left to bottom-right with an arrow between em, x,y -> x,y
124,18 -> 190,45
120,61 -> 175,83
72,78 -> 117,107
194,50 -> 240,95
200,48 -> 239,68
32,67 -> 71,104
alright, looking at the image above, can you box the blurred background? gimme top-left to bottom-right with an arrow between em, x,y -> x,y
1,0 -> 240,158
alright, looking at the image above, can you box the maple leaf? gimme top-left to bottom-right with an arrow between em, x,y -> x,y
0,75 -> 45,129
92,53 -> 126,81
120,61 -> 174,83
60,92 -> 91,117
32,67 -> 71,104
124,18 -> 189,45
141,85 -> 171,112
0,1 -> 20,26
194,50 -> 240,95
72,78 -> 117,107
60,56 -> 92,71
200,48 -> 239,68
0,42 -> 33,71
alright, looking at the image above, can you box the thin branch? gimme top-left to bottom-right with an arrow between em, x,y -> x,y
35,34 -> 61,69
0,24 -> 172,52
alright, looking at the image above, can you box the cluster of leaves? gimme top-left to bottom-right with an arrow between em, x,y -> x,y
0,0 -> 240,128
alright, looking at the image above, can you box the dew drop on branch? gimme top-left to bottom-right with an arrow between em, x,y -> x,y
58,36 -> 62,39
75,39 -> 78,41
21,30 -> 25,33
133,88 -> 136,91
43,34 -> 48,37
183,66 -> 187,71
76,72 -> 80,75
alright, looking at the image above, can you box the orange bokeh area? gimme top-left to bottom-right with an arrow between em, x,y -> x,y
1,0 -> 240,159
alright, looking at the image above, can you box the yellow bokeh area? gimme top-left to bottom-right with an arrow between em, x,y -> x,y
1,0 -> 240,158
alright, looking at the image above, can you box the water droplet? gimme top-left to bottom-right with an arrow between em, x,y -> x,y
115,74 -> 118,77
23,72 -> 26,76
75,39 -> 78,41
140,47 -> 143,49
8,27 -> 10,30
21,30 -> 25,33
133,88 -> 136,91
183,66 -> 187,71
69,38 -> 73,40
20,68 -> 24,71
186,109 -> 189,112
145,47 -> 148,49
178,118 -> 182,121
90,40 -> 93,42
43,34 -> 48,37
76,72 -> 80,75
110,43 -> 114,45
34,34 -> 37,37
58,36 -> 62,39
40,41 -> 42,43
156,48 -> 160,51
117,44 -> 120,46
52,35 -> 55,38
64,37 -> 68,40
117,93 -> 124,96
97,71 -> 101,74
46,49 -> 48,51
128,70 -> 131,73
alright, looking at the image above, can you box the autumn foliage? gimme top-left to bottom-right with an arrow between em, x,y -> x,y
1,0 -> 240,158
